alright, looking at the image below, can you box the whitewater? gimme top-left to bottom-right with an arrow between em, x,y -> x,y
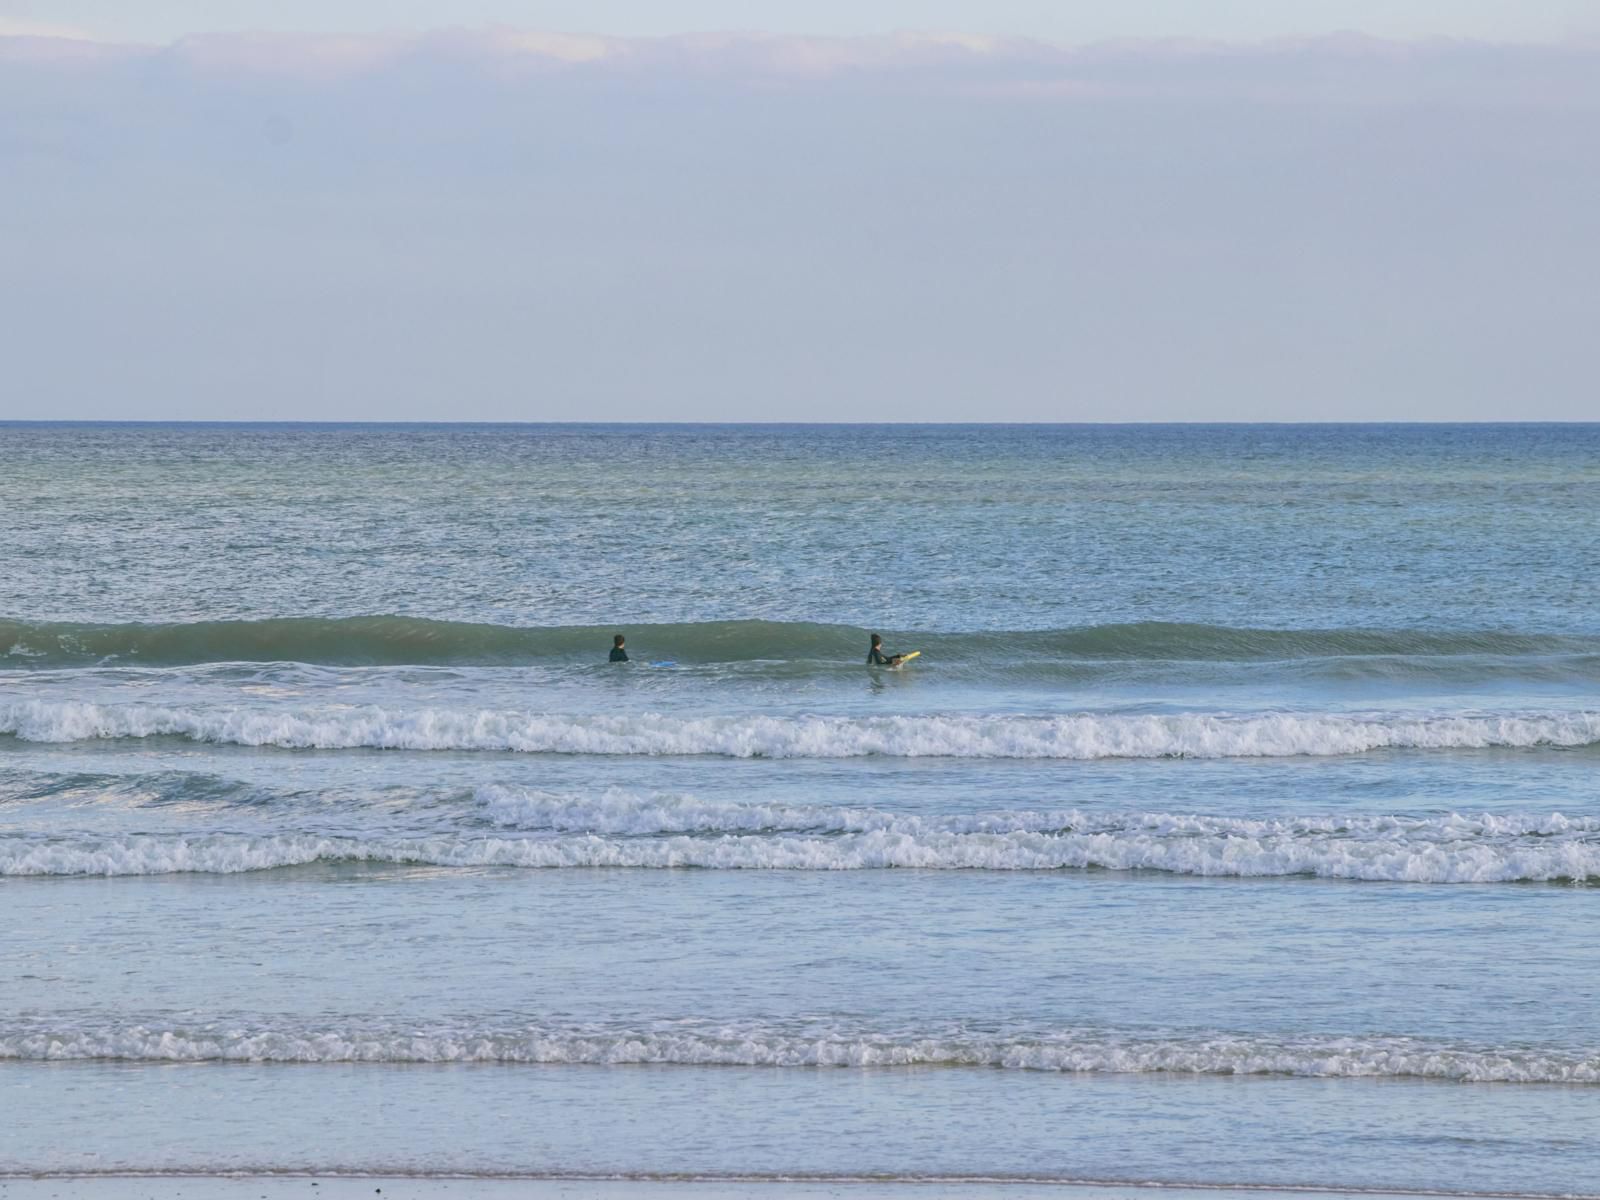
5,1018 -> 1596,1083
7,792 -> 1599,881
7,699 -> 1600,757
4,422 -> 1599,1194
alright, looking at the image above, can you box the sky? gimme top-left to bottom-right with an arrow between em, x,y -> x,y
3,3 -> 1599,421
5,0 -> 1599,44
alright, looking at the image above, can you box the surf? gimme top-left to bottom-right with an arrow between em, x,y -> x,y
5,699 -> 1600,759
7,811 -> 1599,881
6,615 -> 1600,672
3,1017 -> 1595,1083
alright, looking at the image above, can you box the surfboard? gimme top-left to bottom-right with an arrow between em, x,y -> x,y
896,651 -> 921,665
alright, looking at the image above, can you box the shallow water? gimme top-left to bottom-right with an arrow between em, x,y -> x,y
1,423 -> 1598,1192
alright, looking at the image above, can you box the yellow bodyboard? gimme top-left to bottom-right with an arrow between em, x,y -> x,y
898,651 -> 922,664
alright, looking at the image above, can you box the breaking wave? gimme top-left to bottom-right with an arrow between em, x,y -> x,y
474,786 -> 1600,840
6,795 -> 1598,881
4,700 -> 1599,758
2,1018 -> 1594,1083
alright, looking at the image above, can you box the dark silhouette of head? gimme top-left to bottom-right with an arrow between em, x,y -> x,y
870,633 -> 882,648
613,634 -> 625,647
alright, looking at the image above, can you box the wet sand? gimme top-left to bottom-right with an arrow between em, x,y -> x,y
0,1178 -> 1534,1200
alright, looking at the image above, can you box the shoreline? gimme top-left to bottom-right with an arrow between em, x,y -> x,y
3,1176 -> 1596,1200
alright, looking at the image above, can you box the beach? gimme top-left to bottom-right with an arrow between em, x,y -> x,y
10,1179 -> 1543,1200
3,1179 -> 1551,1200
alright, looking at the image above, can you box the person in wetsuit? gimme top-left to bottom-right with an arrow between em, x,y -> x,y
609,634 -> 629,662
866,633 -> 904,667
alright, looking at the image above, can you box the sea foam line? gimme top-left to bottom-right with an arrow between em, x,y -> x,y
8,779 -> 1597,881
4,701 -> 1599,758
3,1020 -> 1595,1083
475,786 -> 1600,840
5,822 -> 1598,881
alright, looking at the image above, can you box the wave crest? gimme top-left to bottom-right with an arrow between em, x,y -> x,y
6,805 -> 1598,881
4,700 -> 1598,759
4,1020 -> 1595,1083
5,616 -> 1597,669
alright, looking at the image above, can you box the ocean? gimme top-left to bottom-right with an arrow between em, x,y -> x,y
2,422 -> 1598,1193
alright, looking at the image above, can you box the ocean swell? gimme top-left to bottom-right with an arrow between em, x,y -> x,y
5,616 -> 1597,669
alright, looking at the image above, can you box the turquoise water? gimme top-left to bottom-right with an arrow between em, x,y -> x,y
2,423 -> 1598,1192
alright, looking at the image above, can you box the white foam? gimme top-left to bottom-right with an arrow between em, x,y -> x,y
475,785 -> 1600,840
2,1019 -> 1594,1083
4,700 -> 1599,758
5,813 -> 1598,881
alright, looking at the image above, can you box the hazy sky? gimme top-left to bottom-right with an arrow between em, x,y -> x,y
5,0 -> 1599,43
3,5 -> 1599,420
